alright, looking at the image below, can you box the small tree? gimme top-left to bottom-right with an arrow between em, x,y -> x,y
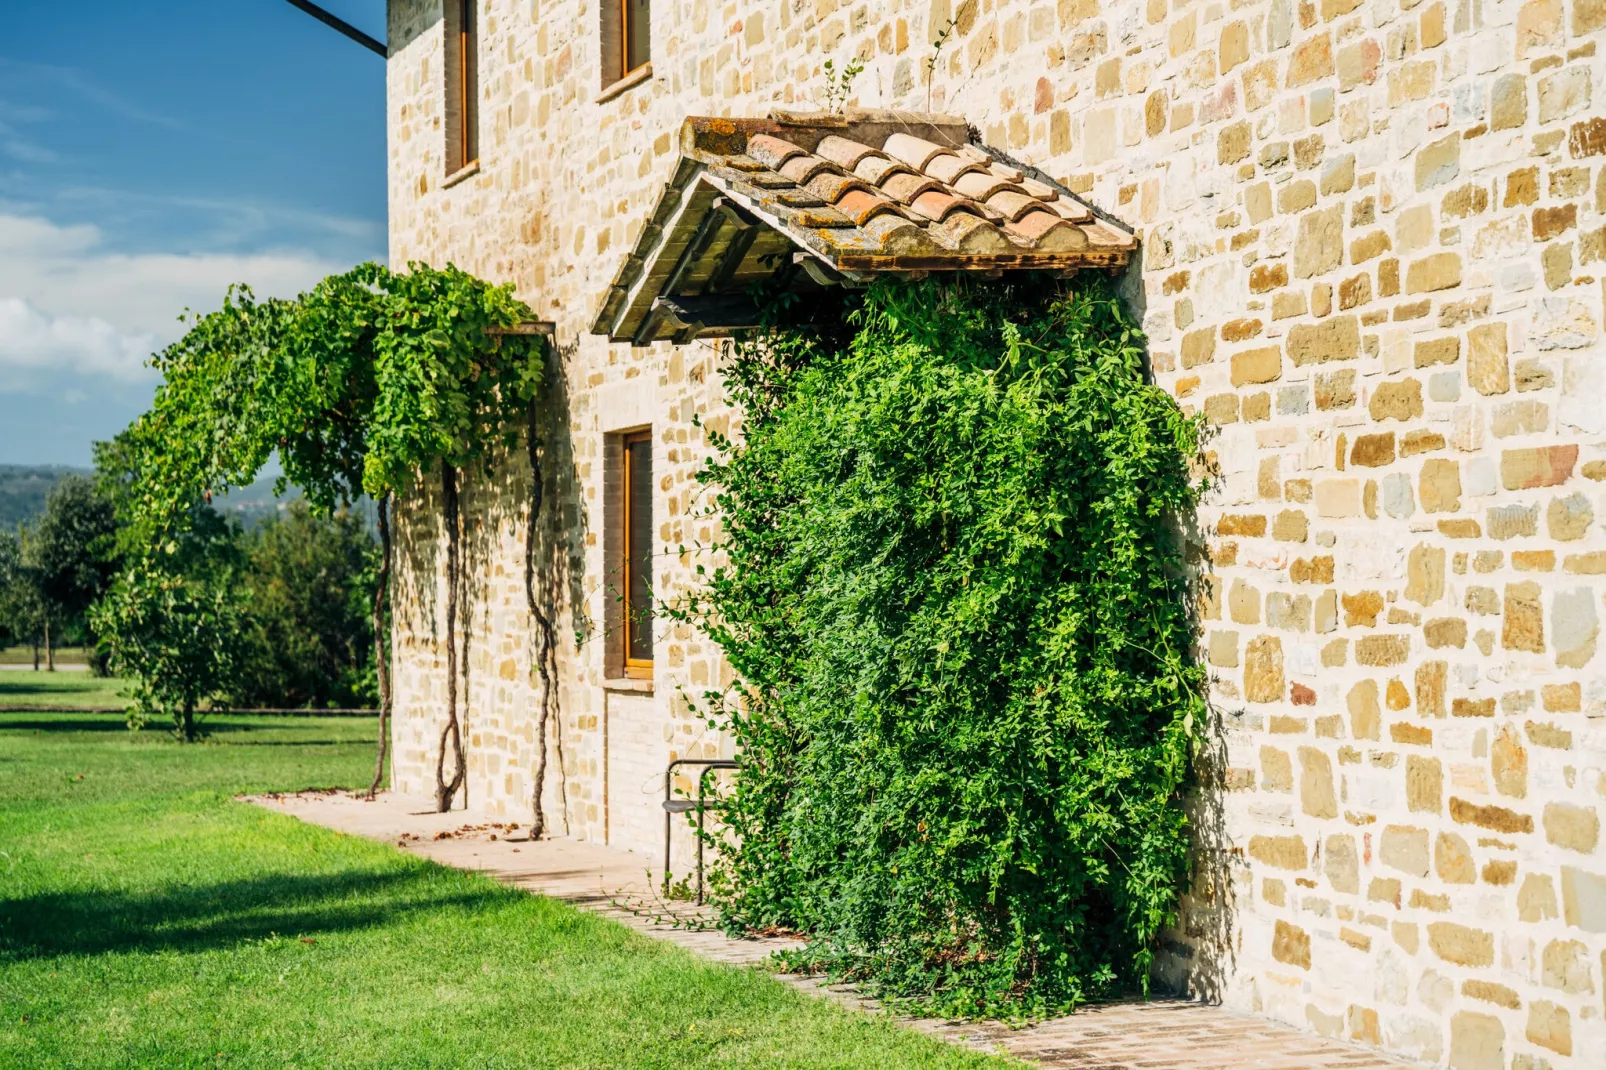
30,475 -> 119,668
0,526 -> 48,669
230,500 -> 379,709
92,560 -> 245,741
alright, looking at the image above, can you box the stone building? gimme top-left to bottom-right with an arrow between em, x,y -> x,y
381,0 -> 1606,1065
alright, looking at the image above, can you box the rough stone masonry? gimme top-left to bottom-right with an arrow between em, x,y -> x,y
380,1 -> 1606,1066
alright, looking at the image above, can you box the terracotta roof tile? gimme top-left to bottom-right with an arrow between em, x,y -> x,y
909,189 -> 978,223
880,171 -> 941,204
592,110 -> 1138,343
882,132 -> 949,171
985,190 -> 1046,223
952,171 -> 1021,201
833,188 -> 902,226
814,135 -> 885,171
924,152 -> 984,185
746,133 -> 806,170
853,155 -> 916,186
777,153 -> 840,185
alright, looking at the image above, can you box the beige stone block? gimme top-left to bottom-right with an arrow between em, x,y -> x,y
1261,745 -> 1293,791
1250,261 -> 1288,293
1218,120 -> 1252,165
1381,825 -> 1429,876
1527,1000 -> 1572,1057
1548,493 -> 1593,540
1434,831 -> 1475,882
1416,659 -> 1447,717
1409,756 -> 1443,812
1553,585 -> 1600,667
1231,345 -> 1281,385
1414,336 -> 1459,369
1249,833 -> 1308,870
1272,509 -> 1308,542
1502,445 -> 1578,489
1491,72 -> 1528,131
1503,581 -> 1545,653
1448,1011 -> 1504,1070
1277,179 -> 1317,214
1293,204 -> 1344,278
1207,629 -> 1239,668
1545,802 -> 1600,853
1272,918 -> 1311,968
1415,134 -> 1459,191
1541,938 -> 1595,993
1406,544 -> 1446,605
1369,378 -> 1423,421
1429,921 -> 1494,966
1287,316 -> 1359,365
1326,833 -> 1359,893
1406,252 -> 1462,294
1219,21 -> 1249,72
1299,747 -> 1337,818
1521,873 -> 1561,921
1350,432 -> 1395,467
1466,323 -> 1509,396
1419,460 -> 1461,514
1229,579 -> 1261,624
1244,635 -> 1284,702
1537,66 -> 1590,124
1287,33 -> 1333,88
1424,618 -> 1466,648
1181,327 -> 1217,368
1356,635 -> 1409,666
1348,680 -> 1380,740
1561,866 -> 1606,931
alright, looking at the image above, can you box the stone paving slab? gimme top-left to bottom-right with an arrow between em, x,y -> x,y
247,790 -> 1423,1070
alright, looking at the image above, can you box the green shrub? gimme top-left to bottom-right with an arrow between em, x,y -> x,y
680,276 -> 1205,1016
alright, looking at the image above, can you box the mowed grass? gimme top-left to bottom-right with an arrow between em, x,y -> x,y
0,712 -> 1012,1069
0,672 -> 129,710
0,646 -> 91,667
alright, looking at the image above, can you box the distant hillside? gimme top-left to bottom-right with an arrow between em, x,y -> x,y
0,465 -> 94,529
0,464 -> 373,533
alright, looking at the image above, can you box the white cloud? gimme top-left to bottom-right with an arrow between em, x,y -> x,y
0,212 -> 347,387
0,297 -> 156,381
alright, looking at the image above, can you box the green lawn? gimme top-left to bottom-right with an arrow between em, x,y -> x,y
0,672 -> 129,710
0,711 -> 1010,1069
0,645 -> 90,666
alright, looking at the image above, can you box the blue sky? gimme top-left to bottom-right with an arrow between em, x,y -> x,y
0,0 -> 388,465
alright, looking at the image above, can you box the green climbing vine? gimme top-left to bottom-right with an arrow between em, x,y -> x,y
675,275 -> 1207,1017
102,262 -> 550,815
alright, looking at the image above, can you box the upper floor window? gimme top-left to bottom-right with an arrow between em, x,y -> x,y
446,0 -> 478,173
621,430 -> 654,677
601,0 -> 650,91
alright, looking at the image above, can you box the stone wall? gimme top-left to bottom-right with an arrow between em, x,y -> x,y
383,0 -> 1606,1064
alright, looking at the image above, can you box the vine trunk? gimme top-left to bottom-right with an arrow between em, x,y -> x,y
434,464 -> 466,812
368,495 -> 393,798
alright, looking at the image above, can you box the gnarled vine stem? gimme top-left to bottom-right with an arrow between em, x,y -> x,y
435,463 -> 466,811
367,494 -> 393,798
523,400 -> 564,837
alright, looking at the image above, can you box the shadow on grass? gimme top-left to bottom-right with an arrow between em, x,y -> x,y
0,719 -> 134,734
0,867 -> 502,961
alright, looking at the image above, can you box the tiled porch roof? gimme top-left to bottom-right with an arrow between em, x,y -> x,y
592,109 -> 1137,345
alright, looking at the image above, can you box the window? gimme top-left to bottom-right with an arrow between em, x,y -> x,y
622,0 -> 650,77
600,0 -> 650,91
446,0 -> 478,173
621,430 -> 654,677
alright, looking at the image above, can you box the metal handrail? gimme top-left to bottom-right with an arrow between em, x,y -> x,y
662,758 -> 739,904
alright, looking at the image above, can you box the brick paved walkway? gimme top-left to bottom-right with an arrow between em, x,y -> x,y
248,791 -> 1421,1070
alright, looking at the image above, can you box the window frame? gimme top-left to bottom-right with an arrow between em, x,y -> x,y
620,0 -> 649,80
447,0 -> 479,174
621,429 -> 653,679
